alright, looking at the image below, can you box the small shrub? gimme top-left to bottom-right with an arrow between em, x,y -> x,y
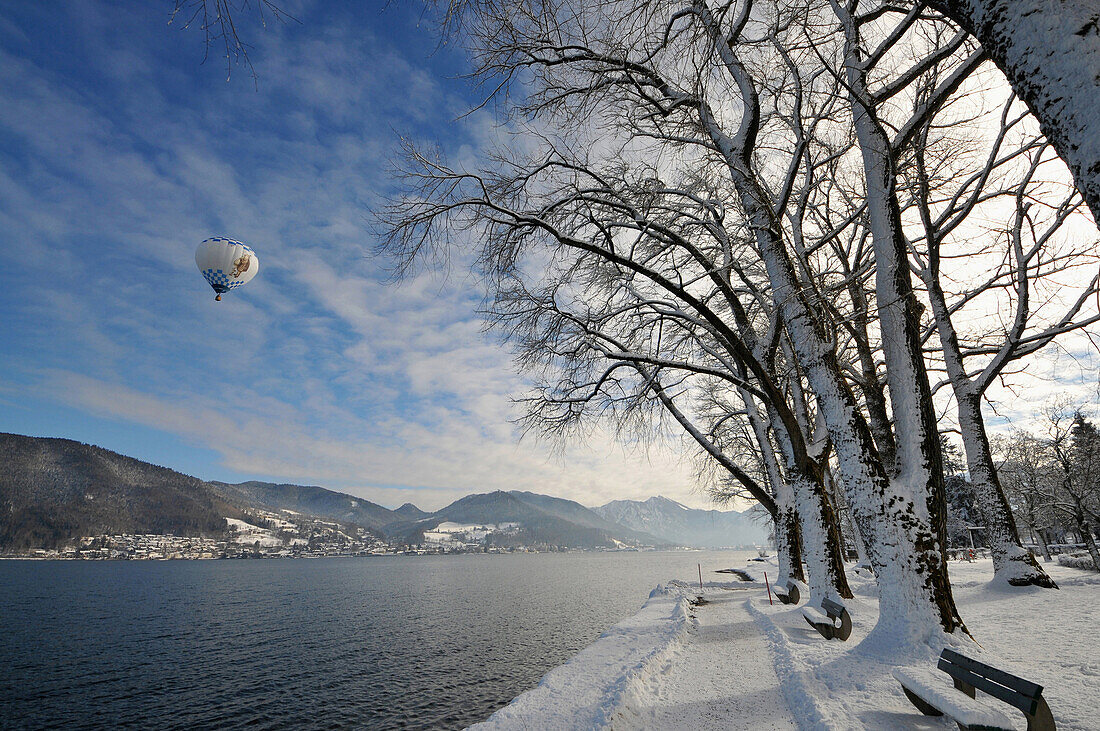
1057,552 -> 1098,571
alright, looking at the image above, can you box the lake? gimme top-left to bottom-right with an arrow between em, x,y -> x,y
0,550 -> 755,729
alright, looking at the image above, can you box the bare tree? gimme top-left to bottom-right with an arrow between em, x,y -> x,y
927,0 -> 1100,227
880,18 -> 1100,587
169,0 -> 297,82
451,146 -> 852,600
1047,408 -> 1100,569
993,430 -> 1059,562
380,0 -> 982,641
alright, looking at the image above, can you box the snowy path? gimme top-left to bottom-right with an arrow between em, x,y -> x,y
744,559 -> 1100,730
473,559 -> 1100,730
614,587 -> 797,730
470,586 -> 694,730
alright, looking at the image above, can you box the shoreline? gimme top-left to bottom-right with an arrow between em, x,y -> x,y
474,557 -> 1100,729
0,545 -> 754,562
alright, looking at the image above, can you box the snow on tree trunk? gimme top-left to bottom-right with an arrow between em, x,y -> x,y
774,507 -> 805,586
834,1 -> 966,642
700,2 -> 963,643
772,425 -> 852,601
753,393 -> 850,600
742,389 -> 805,587
825,466 -> 869,567
790,473 -> 852,603
771,421 -> 853,602
956,392 -> 1058,587
933,0 -> 1100,227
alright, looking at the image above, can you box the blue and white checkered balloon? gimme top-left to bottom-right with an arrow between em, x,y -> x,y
195,237 -> 260,301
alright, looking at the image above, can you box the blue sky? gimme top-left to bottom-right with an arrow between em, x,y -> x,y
2,2 -> 1097,512
0,0 -> 705,511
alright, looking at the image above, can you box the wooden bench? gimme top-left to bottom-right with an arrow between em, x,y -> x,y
852,561 -> 875,576
715,568 -> 752,582
801,597 -> 851,640
773,579 -> 800,605
893,648 -> 1055,730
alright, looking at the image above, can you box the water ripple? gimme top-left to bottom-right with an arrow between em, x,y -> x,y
1,551 -> 750,730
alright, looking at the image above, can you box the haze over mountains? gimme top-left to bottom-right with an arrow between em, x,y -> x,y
0,433 -> 764,552
593,496 -> 769,549
386,490 -> 668,549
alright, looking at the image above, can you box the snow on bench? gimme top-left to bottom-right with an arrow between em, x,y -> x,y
894,648 -> 1056,730
773,579 -> 800,605
892,666 -> 1017,730
800,597 -> 851,641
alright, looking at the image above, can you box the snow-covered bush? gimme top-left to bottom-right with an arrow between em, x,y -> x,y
1057,552 -> 1097,571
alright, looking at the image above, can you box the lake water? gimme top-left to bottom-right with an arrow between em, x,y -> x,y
0,550 -> 754,729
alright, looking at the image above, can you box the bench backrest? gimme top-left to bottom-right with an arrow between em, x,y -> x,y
821,597 -> 846,618
938,648 -> 1043,715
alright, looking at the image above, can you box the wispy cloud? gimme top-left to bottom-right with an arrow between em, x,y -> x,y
44,370 -> 697,510
4,2 -> 1092,517
0,2 -> 702,511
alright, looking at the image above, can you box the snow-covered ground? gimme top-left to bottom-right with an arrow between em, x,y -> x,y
471,585 -> 694,729
475,558 -> 1100,729
224,517 -> 284,547
423,522 -> 519,543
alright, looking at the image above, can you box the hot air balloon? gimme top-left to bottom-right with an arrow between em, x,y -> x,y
195,237 -> 259,301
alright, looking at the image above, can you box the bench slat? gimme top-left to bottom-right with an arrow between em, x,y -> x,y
938,659 -> 1038,716
941,648 -> 1043,698
821,597 -> 845,617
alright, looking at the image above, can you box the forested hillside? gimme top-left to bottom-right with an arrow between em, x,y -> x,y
0,433 -> 242,551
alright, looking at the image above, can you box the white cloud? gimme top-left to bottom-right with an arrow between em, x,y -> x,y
43,370 -> 700,510
5,2 -> 1095,522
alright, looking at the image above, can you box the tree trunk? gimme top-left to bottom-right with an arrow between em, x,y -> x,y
1076,509 -> 1100,570
933,0 -> 1100,227
956,393 -> 1058,586
775,507 -> 806,585
829,467 -> 872,566
1038,530 -> 1052,562
770,418 -> 852,602
750,390 -> 848,599
790,472 -> 853,601
844,276 -> 898,474
834,2 -> 967,642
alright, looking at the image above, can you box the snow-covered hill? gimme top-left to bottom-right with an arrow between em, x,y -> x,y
387,490 -> 668,549
593,496 -> 768,549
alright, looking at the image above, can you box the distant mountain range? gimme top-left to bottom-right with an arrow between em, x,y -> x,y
0,433 -> 762,552
384,490 -> 666,549
593,495 -> 768,549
